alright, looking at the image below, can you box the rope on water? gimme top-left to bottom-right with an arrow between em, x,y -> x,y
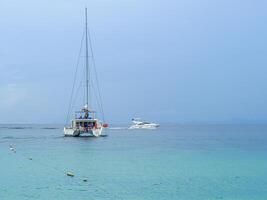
8,144 -> 123,200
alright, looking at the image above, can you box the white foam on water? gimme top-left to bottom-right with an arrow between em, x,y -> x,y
109,127 -> 128,130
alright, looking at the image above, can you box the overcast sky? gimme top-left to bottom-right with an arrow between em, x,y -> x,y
0,0 -> 267,124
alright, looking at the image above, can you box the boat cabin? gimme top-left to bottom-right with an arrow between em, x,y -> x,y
72,119 -> 98,131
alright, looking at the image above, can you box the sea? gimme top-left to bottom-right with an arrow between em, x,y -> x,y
0,124 -> 267,200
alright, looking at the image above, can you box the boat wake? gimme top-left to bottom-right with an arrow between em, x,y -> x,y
0,126 -> 33,130
109,127 -> 128,130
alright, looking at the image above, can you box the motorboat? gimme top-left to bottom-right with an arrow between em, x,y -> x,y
129,118 -> 159,129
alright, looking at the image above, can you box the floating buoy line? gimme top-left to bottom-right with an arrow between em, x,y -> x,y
8,143 -> 124,200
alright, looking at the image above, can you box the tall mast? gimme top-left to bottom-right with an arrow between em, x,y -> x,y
85,7 -> 89,109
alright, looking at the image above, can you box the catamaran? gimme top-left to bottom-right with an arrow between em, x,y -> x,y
64,8 -> 107,137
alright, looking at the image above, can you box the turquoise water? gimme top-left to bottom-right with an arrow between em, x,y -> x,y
0,124 -> 267,199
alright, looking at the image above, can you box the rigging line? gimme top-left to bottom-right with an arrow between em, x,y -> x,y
65,28 -> 85,125
89,38 -> 105,121
88,61 -> 92,111
92,61 -> 105,121
70,78 -> 84,117
85,7 -> 91,108
91,84 -> 102,119
83,65 -> 86,107
68,66 -> 85,118
87,27 -> 105,122
66,29 -> 85,124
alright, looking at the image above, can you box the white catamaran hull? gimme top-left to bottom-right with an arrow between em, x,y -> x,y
64,127 -> 80,137
64,127 -> 103,137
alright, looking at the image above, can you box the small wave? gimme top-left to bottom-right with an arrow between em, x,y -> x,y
7,127 -> 33,130
41,127 -> 59,129
2,136 -> 14,139
2,136 -> 48,140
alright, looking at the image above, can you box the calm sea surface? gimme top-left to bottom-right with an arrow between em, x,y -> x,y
0,124 -> 267,200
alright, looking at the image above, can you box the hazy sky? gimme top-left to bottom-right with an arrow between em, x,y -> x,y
1,0 -> 267,124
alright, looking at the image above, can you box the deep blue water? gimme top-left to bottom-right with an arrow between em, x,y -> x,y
0,124 -> 267,199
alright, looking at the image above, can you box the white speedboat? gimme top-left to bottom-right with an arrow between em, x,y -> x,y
129,118 -> 160,129
64,8 -> 108,137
